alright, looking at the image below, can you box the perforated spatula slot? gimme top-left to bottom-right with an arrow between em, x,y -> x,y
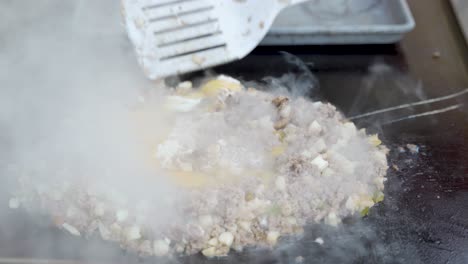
122,0 -> 308,79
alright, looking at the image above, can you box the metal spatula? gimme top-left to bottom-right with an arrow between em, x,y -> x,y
121,0 -> 308,80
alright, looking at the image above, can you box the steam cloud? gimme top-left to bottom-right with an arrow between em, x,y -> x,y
0,0 -> 405,263
0,0 -> 180,260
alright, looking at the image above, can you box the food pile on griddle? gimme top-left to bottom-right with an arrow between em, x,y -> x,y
9,75 -> 388,257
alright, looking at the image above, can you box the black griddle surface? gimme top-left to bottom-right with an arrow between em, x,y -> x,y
2,0 -> 468,263
1,45 -> 467,264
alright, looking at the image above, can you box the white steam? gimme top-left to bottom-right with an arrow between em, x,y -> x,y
0,0 -> 395,262
0,0 -> 179,244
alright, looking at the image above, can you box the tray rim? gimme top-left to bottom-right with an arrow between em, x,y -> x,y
450,0 -> 468,44
268,0 -> 415,35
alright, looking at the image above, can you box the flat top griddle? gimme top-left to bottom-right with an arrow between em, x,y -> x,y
1,47 -> 467,264
1,1 -> 467,264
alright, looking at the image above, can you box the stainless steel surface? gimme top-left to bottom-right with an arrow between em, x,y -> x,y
451,0 -> 468,44
261,0 -> 415,45
401,0 -> 468,97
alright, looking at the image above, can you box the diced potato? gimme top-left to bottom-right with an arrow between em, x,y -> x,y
275,176 -> 286,191
345,195 -> 358,212
62,223 -> 81,236
176,81 -> 193,95
207,238 -> 218,247
200,76 -> 243,97
311,155 -> 329,172
308,120 -> 322,134
125,226 -> 142,241
313,139 -> 327,153
325,212 -> 340,226
153,239 -> 170,256
218,232 -> 234,247
368,134 -> 382,146
202,247 -> 217,257
238,221 -> 251,232
266,231 -> 280,245
116,210 -> 129,222
279,105 -> 292,118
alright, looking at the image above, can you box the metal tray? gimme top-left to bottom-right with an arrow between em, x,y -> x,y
450,0 -> 468,45
261,0 -> 415,45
